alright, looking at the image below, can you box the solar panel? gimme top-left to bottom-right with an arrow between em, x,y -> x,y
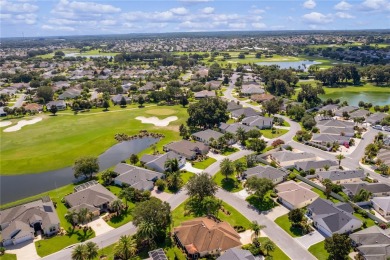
148,248 -> 168,260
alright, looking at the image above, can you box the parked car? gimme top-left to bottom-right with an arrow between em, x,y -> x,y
373,125 -> 382,130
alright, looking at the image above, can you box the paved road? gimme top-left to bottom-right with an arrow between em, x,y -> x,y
11,94 -> 25,108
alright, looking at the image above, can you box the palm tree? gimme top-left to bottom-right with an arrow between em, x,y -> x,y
250,221 -> 266,240
235,127 -> 247,144
71,244 -> 87,260
151,144 -> 157,155
365,144 -> 378,161
323,164 -> 330,171
119,187 -> 134,209
335,154 -> 345,167
85,242 -> 99,260
137,221 -> 158,246
77,208 -> 90,224
262,239 -> 275,256
110,199 -> 123,216
234,160 -> 246,178
166,171 -> 183,191
65,210 -> 78,229
164,158 -> 179,174
114,235 -> 137,260
220,158 -> 235,180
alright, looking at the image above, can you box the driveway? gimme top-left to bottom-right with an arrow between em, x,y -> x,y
239,230 -> 253,245
151,187 -> 174,202
264,205 -> 289,221
207,151 -> 225,160
182,162 -> 203,174
295,230 -> 325,249
6,240 -> 40,260
88,217 -> 114,236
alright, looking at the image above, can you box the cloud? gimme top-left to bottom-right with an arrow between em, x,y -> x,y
303,0 -> 316,9
334,1 -> 352,10
1,13 -> 37,24
201,7 -> 214,14
101,19 -> 117,26
229,23 -> 246,29
302,12 -> 333,24
0,0 -> 38,13
250,8 -> 266,14
170,7 -> 188,15
251,22 -> 267,29
42,24 -> 75,31
335,12 -> 355,18
360,0 -> 390,11
53,0 -> 121,15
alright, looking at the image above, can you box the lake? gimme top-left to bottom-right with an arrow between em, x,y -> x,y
256,60 -> 321,71
0,137 -> 158,204
320,92 -> 390,106
65,53 -> 115,58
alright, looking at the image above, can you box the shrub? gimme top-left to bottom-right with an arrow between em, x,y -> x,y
155,179 -> 166,191
234,225 -> 245,233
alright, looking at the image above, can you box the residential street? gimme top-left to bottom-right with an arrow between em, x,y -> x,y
11,94 -> 25,108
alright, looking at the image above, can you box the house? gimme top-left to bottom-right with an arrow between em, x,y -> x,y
192,129 -> 224,145
243,165 -> 286,184
113,163 -> 164,190
366,112 -> 388,125
307,198 -> 362,237
294,160 -> 338,173
317,169 -> 365,184
311,133 -> 351,145
342,183 -> 390,198
191,69 -> 209,80
377,149 -> 390,166
140,151 -> 185,173
24,103 -> 43,112
349,109 -> 370,119
0,197 -> 60,246
64,181 -> 118,216
241,116 -> 273,129
350,225 -> 390,260
231,107 -> 260,119
173,217 -> 242,259
241,83 -> 264,96
270,151 -> 317,169
58,88 -> 81,100
194,90 -> 216,99
164,140 -> 209,160
217,248 -> 255,260
334,106 -> 359,117
46,100 -> 66,110
219,123 -> 257,135
227,101 -> 243,112
316,118 -> 355,129
112,94 -> 131,105
319,104 -> 339,113
372,197 -> 390,220
205,81 -> 221,90
148,248 -> 168,260
139,82 -> 155,92
250,93 -> 275,103
275,181 -> 319,209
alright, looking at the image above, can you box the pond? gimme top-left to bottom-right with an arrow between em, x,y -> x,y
320,92 -> 390,106
65,53 -> 115,58
0,137 -> 158,204
256,60 -> 321,71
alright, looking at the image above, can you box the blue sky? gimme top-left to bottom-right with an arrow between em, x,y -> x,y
1,0 -> 389,37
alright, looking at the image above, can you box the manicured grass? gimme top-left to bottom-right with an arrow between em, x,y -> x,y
35,228 -> 95,257
0,254 -> 17,260
213,171 -> 243,192
311,188 -> 340,203
181,171 -> 195,184
1,105 -> 188,175
172,200 -> 252,230
246,191 -> 277,211
227,118 -> 235,124
221,147 -> 239,156
258,237 -> 290,260
261,128 -> 289,139
353,212 -> 376,228
95,243 -> 116,260
308,241 -> 329,260
107,203 -> 135,228
192,157 -> 217,169
165,246 -> 187,260
274,214 -> 304,237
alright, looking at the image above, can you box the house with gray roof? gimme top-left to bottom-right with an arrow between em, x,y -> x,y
240,83 -> 264,96
377,149 -> 390,166
311,133 -> 351,145
372,197 -> 390,220
0,197 -> 60,246
231,107 -> 260,119
112,94 -> 131,105
317,169 -> 365,184
350,109 -> 370,119
270,151 -> 317,169
164,140 -> 209,160
241,115 -> 273,129
319,126 -> 355,137
350,225 -> 390,260
113,163 -> 164,190
243,165 -> 286,184
217,248 -> 255,260
192,129 -> 224,145
319,104 -> 339,113
227,101 -> 243,112
194,90 -> 216,99
219,123 -> 257,135
140,151 -> 185,173
335,106 -> 359,117
342,183 -> 390,198
64,182 -> 118,216
307,198 -> 362,237
316,118 -> 355,128
294,160 -> 338,173
58,88 -> 81,100
47,100 -> 66,110
366,112 -> 388,125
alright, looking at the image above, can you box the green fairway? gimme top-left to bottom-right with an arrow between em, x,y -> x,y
192,157 -> 217,169
1,105 -> 188,175
172,200 -> 252,230
308,241 -> 329,260
275,214 -> 304,237
258,237 -> 291,260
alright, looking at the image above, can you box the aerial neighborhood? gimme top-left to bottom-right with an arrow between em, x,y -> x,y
1,26 -> 390,260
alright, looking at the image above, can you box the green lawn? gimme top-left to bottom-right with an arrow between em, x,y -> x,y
261,129 -> 289,139
275,214 -> 304,237
311,188 -> 340,203
258,237 -> 290,260
221,147 -> 239,156
107,203 -> 135,228
1,105 -> 188,175
181,171 -> 195,184
94,243 -> 116,260
192,157 -> 217,169
172,200 -> 252,230
308,241 -> 329,260
0,254 -> 17,260
353,212 -> 376,228
246,191 -> 277,211
213,171 -> 243,192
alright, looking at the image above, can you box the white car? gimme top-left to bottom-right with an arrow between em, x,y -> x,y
373,125 -> 382,130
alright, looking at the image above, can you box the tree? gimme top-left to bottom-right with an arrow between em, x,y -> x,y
101,170 -> 117,185
71,244 -> 88,260
336,154 -> 345,167
263,98 -> 281,116
114,235 -> 137,260
301,114 -> 316,130
110,199 -> 123,216
73,156 -> 99,180
138,96 -> 145,107
325,233 -> 352,260
245,177 -> 274,198
187,97 -> 229,129
208,62 -> 222,80
236,127 -> 247,144
85,242 -> 99,260
65,210 -> 77,229
166,171 -> 183,191
288,209 -> 304,224
322,178 -> 333,199
220,158 -> 235,180
77,208 -> 90,224
129,154 -> 139,165
287,105 -> 305,121
164,158 -> 179,174
379,163 -> 389,175
137,221 -> 158,246
247,138 -> 267,154
271,139 -> 284,148
180,95 -> 189,107
297,83 -> 325,108
49,105 -> 58,115
186,172 -> 218,200
250,221 -> 266,240
120,96 -> 127,107
119,187 -> 135,208
103,99 -> 110,111
262,239 -> 276,256
234,160 -> 247,178
37,85 -> 54,102
354,189 -> 372,202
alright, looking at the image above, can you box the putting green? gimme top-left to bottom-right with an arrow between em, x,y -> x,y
145,108 -> 177,116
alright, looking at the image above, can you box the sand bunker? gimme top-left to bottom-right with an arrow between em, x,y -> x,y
3,117 -> 42,132
0,121 -> 12,128
135,116 -> 178,127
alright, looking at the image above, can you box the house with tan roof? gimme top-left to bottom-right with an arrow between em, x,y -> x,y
275,181 -> 319,209
173,217 -> 242,259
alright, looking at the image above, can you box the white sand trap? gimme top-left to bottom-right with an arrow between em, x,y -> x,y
135,116 -> 178,127
3,117 -> 42,132
0,121 -> 12,128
